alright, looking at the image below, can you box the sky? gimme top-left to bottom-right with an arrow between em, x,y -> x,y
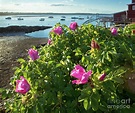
0,0 -> 131,14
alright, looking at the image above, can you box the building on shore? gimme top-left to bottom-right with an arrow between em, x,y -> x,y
114,0 -> 135,24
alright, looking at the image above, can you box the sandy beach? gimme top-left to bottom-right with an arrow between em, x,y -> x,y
0,25 -> 50,112
0,35 -> 48,111
0,35 -> 48,89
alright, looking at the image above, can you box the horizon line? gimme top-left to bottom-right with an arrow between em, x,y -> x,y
0,12 -> 113,15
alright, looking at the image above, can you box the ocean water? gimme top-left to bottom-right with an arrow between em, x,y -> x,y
0,14 -> 112,38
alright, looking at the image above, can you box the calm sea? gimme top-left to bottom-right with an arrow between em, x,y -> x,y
0,14 -> 112,38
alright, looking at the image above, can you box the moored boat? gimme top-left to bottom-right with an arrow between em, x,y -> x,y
61,16 -> 66,18
71,17 -> 78,19
18,17 -> 24,20
60,18 -> 65,21
78,17 -> 84,20
48,16 -> 54,18
39,18 -> 45,21
5,17 -> 11,20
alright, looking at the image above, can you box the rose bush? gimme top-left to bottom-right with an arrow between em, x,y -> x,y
1,23 -> 135,113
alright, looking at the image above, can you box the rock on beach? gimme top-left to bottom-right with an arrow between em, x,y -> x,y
0,26 -> 52,33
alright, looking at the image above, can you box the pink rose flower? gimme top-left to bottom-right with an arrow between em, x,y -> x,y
91,40 -> 100,50
53,26 -> 63,35
69,22 -> 78,30
47,38 -> 52,45
71,64 -> 92,84
28,48 -> 39,61
111,28 -> 118,35
98,73 -> 106,81
15,76 -> 30,94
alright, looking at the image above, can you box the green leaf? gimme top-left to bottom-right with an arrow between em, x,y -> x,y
67,55 -> 71,59
27,106 -> 37,113
111,77 -> 124,84
103,80 -> 116,91
90,93 -> 99,111
17,58 -> 26,63
37,103 -> 44,113
1,90 -> 7,99
0,88 -> 5,93
83,99 -> 89,110
48,61 -> 54,65
106,52 -> 111,62
56,63 -> 62,68
101,55 -> 105,64
81,56 -> 85,63
112,67 -> 127,77
74,48 -> 82,56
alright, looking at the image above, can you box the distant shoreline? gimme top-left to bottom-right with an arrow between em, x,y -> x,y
0,12 -> 113,16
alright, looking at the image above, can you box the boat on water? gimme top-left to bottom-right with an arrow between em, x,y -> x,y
71,17 -> 78,19
78,17 -> 84,20
87,16 -> 92,19
18,17 -> 24,20
61,16 -> 66,18
39,18 -> 45,21
5,17 -> 11,20
48,16 -> 54,18
87,16 -> 90,19
60,18 -> 65,21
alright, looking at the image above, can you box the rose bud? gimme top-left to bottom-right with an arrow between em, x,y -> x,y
91,40 -> 100,50
98,73 -> 106,81
47,38 -> 52,45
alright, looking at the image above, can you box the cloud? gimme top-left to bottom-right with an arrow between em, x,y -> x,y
66,0 -> 74,2
64,0 -> 74,4
50,3 -> 72,6
0,1 -> 114,13
14,4 -> 20,6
